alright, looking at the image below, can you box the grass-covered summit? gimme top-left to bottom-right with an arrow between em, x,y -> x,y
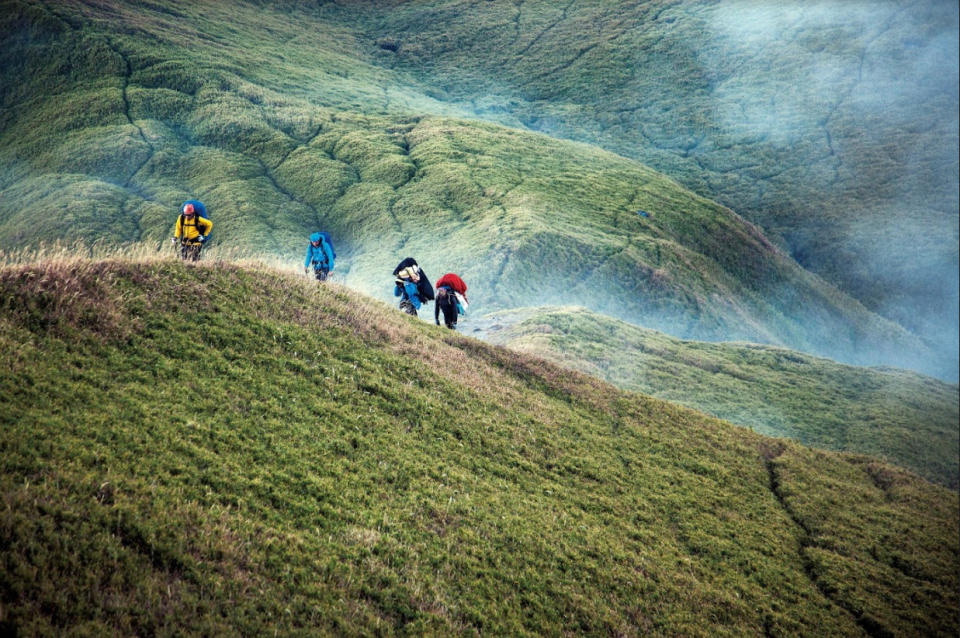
0,0 -> 949,377
1,256 -> 957,636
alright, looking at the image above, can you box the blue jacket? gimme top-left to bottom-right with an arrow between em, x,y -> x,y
304,233 -> 335,270
394,281 -> 422,309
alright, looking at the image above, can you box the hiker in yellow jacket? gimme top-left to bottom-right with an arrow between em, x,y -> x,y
170,201 -> 213,261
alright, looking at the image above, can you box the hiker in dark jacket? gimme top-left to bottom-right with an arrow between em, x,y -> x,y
434,272 -> 468,329
304,232 -> 335,281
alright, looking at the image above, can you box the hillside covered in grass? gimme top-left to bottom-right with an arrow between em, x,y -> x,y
482,306 -> 959,488
0,0 -> 954,380
1,256 -> 957,636
351,0 -> 960,364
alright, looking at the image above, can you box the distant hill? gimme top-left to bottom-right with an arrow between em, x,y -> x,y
347,0 -> 960,373
0,0 -> 951,378
481,306 -> 959,488
0,256 -> 956,636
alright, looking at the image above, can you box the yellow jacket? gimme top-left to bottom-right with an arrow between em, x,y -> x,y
175,215 -> 213,241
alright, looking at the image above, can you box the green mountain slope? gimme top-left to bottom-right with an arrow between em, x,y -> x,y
347,0 -> 960,366
0,0 -> 948,379
481,306 -> 959,488
1,257 -> 957,636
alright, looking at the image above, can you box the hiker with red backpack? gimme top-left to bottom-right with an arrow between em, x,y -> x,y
434,273 -> 468,329
171,200 -> 212,261
304,231 -> 336,281
393,257 -> 434,317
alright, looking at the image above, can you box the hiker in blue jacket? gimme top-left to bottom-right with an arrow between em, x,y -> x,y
394,264 -> 423,316
304,232 -> 335,281
392,257 -> 434,317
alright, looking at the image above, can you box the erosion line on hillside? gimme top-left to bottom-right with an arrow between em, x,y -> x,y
818,6 -> 901,167
108,40 -> 156,190
514,0 -> 576,58
397,130 -> 419,175
377,132 -> 421,246
645,1 -> 676,25
111,43 -> 150,150
511,0 -> 522,39
41,2 -> 154,240
522,43 -> 601,86
384,197 -> 407,251
271,145 -> 298,173
306,122 -> 325,146
762,452 -> 889,638
257,158 -> 325,233
37,2 -> 154,173
857,5 -> 906,84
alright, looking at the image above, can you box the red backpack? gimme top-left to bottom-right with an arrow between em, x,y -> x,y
435,273 -> 467,297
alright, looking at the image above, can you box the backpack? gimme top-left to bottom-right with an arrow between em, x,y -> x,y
393,257 -> 434,301
393,257 -> 418,277
417,271 -> 434,302
179,200 -> 211,237
318,231 -> 336,259
435,273 -> 467,297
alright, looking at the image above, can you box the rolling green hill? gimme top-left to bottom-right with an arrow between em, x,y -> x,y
480,306 -> 959,488
347,0 -> 960,366
1,256 -> 957,636
0,0 -> 951,379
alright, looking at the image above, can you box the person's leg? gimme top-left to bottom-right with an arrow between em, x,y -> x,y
441,295 -> 458,329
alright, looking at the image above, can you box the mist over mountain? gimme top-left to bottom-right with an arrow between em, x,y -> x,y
348,0 -> 960,379
1,0 -> 956,380
1,3 -> 959,634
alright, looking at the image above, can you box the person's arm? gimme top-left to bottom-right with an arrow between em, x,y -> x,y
199,217 -> 213,236
305,245 -> 313,270
174,215 -> 183,239
435,295 -> 441,325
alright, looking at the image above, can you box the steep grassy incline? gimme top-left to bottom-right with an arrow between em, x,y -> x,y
482,306 -> 959,488
0,0 -> 942,377
1,258 -> 957,636
352,0 -> 960,364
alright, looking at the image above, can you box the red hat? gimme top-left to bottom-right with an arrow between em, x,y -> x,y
183,203 -> 195,214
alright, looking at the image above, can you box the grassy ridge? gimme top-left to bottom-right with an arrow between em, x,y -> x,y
0,257 -> 957,636
483,306 -> 959,488
0,0 -> 950,379
352,0 -> 960,357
